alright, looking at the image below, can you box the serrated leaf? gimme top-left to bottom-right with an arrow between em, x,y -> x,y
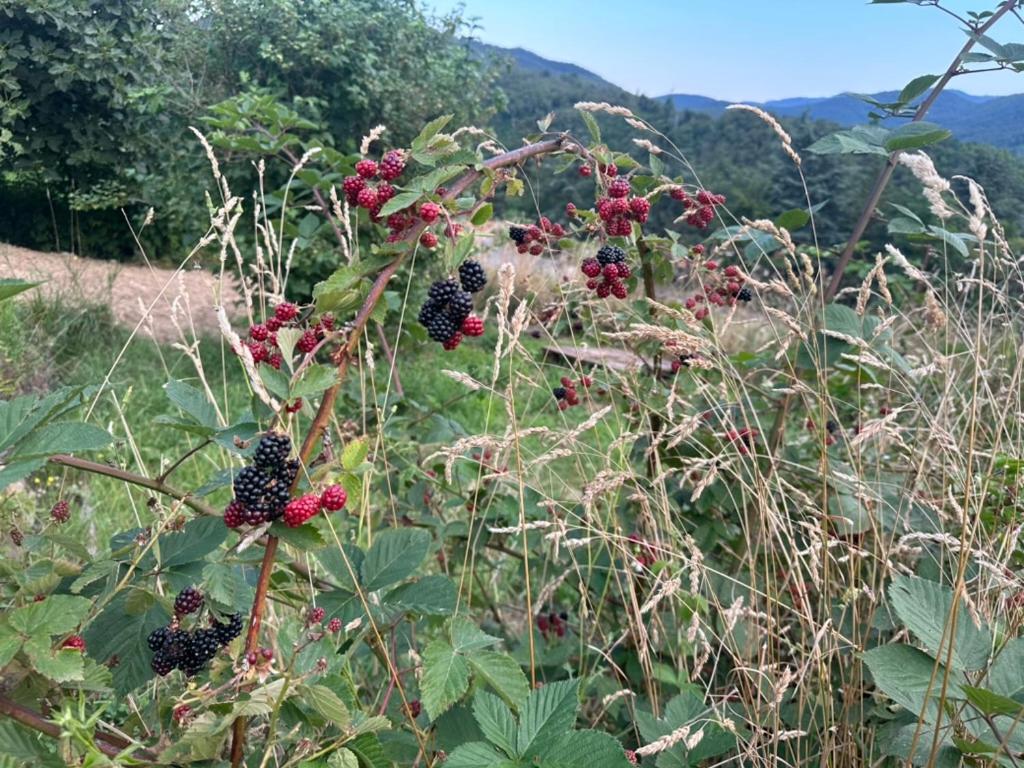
9,595 -> 91,637
12,422 -> 112,459
0,721 -> 62,768
148,517 -> 227,568
962,685 -> 1024,717
884,122 -> 951,152
470,203 -> 493,226
300,683 -> 351,728
23,638 -> 84,682
269,520 -> 327,549
889,575 -> 991,670
987,638 -> 1024,696
807,125 -> 889,156
444,741 -> 515,768
82,591 -> 171,694
378,190 -> 422,219
329,748 -> 360,768
385,575 -> 456,615
70,560 -> 117,594
158,712 -> 232,762
276,327 -> 303,368
898,74 -> 940,104
578,110 -> 601,144
202,562 -> 254,612
292,364 -> 338,399
451,617 -> 500,652
775,208 -> 810,231
421,639 -> 470,720
260,366 -> 291,400
472,690 -> 517,758
0,459 -> 45,491
0,628 -> 22,668
164,380 -> 219,429
361,528 -> 430,590
412,114 -> 453,152
347,732 -> 389,768
545,729 -> 631,768
517,679 -> 579,759
468,651 -> 529,710
927,226 -> 970,257
864,643 -> 963,722
341,438 -> 369,471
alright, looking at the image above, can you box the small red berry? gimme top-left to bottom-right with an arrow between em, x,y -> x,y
286,398 -> 303,414
355,159 -> 378,179
461,315 -> 484,337
328,618 -> 342,633
603,162 -> 618,177
419,202 -> 441,223
356,186 -> 378,209
565,202 -> 577,217
629,196 -> 650,222
442,332 -> 463,351
596,282 -> 612,299
611,281 -> 629,299
578,165 -> 592,177
50,500 -> 70,524
375,181 -> 395,203
61,635 -> 85,651
704,260 -> 718,271
224,500 -> 246,529
581,258 -> 601,278
420,231 -> 438,249
724,265 -> 741,278
283,494 -> 322,528
172,704 -> 192,724
691,244 -> 705,256
321,485 -> 348,512
342,175 -> 366,202
379,150 -> 405,181
602,263 -> 619,280
308,606 -> 325,625
260,647 -> 274,661
557,400 -> 569,411
695,307 -> 709,320
616,263 -> 632,279
265,316 -> 282,332
297,329 -> 318,354
528,243 -> 543,256
670,186 -> 688,201
406,699 -> 422,718
580,376 -> 593,388
275,302 -> 299,322
250,323 -> 269,341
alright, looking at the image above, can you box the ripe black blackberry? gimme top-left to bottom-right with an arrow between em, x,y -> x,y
596,245 -> 626,266
458,260 -> 487,293
448,290 -> 473,324
151,653 -> 175,676
174,586 -> 204,615
737,287 -> 752,302
425,314 -> 458,343
552,387 -> 567,400
509,225 -> 528,245
428,279 -> 460,303
240,504 -> 267,526
147,626 -> 171,653
212,613 -> 243,646
181,629 -> 220,675
253,432 -> 291,470
826,419 -> 839,434
233,465 -> 270,509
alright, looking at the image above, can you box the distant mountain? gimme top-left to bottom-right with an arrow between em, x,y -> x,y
470,42 -> 614,86
658,90 -> 1024,154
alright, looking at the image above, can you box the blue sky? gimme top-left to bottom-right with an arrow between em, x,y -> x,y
427,1 -> 1024,100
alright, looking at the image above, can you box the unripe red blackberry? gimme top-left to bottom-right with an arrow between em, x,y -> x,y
528,243 -> 543,256
275,302 -> 299,322
356,186 -> 378,209
670,186 -> 688,201
629,197 -> 650,222
580,375 -> 593,388
250,323 -> 269,341
283,494 -> 321,527
419,202 -> 441,223
608,177 -> 630,199
172,704 -> 192,724
581,258 -> 601,278
265,316 -> 282,332
174,586 -> 204,615
406,699 -> 422,718
602,263 -> 619,280
723,265 -> 741,278
560,376 -> 573,388
286,398 -> 303,413
461,315 -> 484,337
442,332 -> 463,351
420,231 -> 438,249
616,263 -> 632,279
596,282 -> 612,299
224,500 -> 245,529
704,260 -> 718,271
565,202 -> 577,217
61,635 -> 85,651
376,181 -> 395,203
355,159 -> 378,179
379,150 -> 405,181
321,484 -> 348,512
308,606 -> 325,625
328,617 -> 342,633
602,162 -> 618,177
611,281 -> 628,299
50,500 -> 70,524
297,329 -> 318,354
578,165 -> 591,177
342,175 -> 366,201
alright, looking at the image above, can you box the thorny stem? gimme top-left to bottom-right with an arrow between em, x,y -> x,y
228,135 -> 567,766
824,0 -> 1018,302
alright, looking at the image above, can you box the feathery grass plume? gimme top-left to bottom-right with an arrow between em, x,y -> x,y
726,104 -> 801,166
898,151 -> 954,219
573,101 -> 635,117
359,125 -> 386,156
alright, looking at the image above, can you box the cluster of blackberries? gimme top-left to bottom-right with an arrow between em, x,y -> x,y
553,375 -> 591,411
580,245 -> 631,299
418,262 -> 487,350
508,217 -> 565,255
245,302 -> 334,376
383,200 -> 450,246
148,588 -> 242,677
684,262 -> 753,320
537,610 -> 569,639
224,433 -> 299,528
671,187 -> 726,229
342,151 -> 406,219
594,176 -> 651,236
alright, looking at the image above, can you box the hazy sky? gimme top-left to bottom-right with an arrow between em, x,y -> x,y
427,1 -> 1024,100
